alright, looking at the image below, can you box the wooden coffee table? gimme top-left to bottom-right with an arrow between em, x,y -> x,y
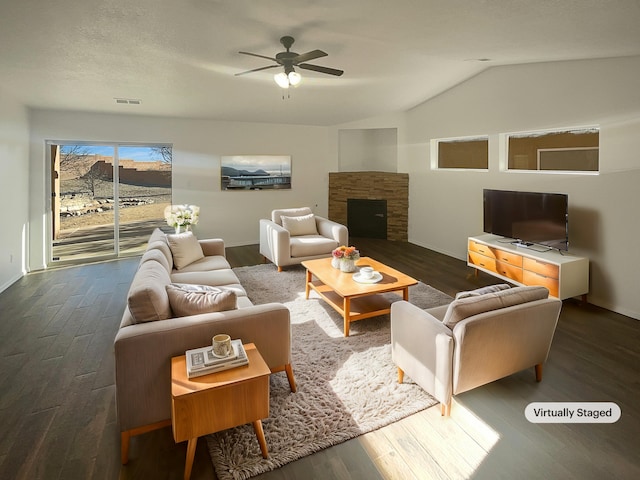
302,257 -> 418,336
171,343 -> 270,480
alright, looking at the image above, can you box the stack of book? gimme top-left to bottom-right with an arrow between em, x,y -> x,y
185,339 -> 248,378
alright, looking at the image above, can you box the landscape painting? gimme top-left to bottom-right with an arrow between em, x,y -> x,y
221,155 -> 292,190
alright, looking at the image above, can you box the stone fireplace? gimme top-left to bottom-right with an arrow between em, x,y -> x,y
328,172 -> 408,242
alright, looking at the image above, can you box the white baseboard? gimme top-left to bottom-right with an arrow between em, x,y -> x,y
0,271 -> 24,295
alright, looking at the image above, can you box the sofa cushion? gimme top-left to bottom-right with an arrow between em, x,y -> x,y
166,231 -> 204,270
139,248 -> 172,274
455,283 -> 511,300
170,268 -> 242,288
127,260 -> 172,323
146,240 -> 174,270
443,285 -> 550,329
290,235 -> 338,257
166,283 -> 237,317
281,213 -> 318,236
148,227 -> 168,245
271,207 -> 313,225
175,255 -> 231,272
236,295 -> 254,308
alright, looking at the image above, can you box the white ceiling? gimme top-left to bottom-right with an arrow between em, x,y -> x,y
2,0 -> 640,126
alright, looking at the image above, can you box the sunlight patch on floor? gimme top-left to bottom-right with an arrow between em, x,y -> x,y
359,399 -> 500,479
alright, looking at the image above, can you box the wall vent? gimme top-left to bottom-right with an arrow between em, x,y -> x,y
114,98 -> 141,105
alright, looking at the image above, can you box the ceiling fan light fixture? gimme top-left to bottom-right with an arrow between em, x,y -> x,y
288,71 -> 302,86
274,72 -> 289,88
274,71 -> 302,89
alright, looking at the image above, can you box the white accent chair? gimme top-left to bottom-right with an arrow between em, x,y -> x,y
391,285 -> 562,415
259,207 -> 348,271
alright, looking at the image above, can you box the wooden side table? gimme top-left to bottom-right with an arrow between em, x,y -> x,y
171,343 -> 270,480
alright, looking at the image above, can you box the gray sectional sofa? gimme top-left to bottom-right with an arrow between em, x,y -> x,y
114,228 -> 295,464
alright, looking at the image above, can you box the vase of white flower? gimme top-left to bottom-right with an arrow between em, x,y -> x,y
164,204 -> 200,234
175,224 -> 191,234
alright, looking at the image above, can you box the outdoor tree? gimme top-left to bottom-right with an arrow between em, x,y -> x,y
60,145 -> 111,198
151,146 -> 172,164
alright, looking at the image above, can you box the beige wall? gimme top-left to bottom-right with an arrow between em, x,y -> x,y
0,87 -> 29,291
404,56 -> 640,319
28,111 -> 334,270
22,56 -> 640,319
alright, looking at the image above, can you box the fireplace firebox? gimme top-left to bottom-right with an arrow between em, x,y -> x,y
347,199 -> 387,239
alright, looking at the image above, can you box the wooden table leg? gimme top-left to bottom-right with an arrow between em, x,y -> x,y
402,287 -> 409,301
305,269 -> 311,299
184,437 -> 197,480
252,420 -> 269,458
343,297 -> 351,337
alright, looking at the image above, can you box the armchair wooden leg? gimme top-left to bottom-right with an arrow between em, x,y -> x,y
441,402 -> 451,416
285,363 -> 297,393
535,363 -> 543,382
397,367 -> 404,384
277,266 -> 283,272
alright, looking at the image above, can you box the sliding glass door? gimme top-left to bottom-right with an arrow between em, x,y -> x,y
50,142 -> 172,265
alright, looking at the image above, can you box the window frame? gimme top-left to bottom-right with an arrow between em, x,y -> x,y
431,135 -> 489,171
502,126 -> 599,175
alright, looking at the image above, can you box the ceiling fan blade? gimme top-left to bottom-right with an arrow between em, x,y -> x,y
293,49 -> 327,64
298,63 -> 344,76
239,51 -> 278,62
235,64 -> 280,76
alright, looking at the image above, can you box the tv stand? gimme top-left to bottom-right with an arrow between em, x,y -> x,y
468,234 -> 589,300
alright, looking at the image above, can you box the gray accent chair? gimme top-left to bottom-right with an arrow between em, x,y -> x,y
391,285 -> 562,415
259,207 -> 348,271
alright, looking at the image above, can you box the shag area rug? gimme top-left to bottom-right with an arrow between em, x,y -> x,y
206,264 -> 452,480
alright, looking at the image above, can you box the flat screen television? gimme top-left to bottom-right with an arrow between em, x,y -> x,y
483,189 -> 569,251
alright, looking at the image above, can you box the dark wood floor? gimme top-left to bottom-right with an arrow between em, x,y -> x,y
0,238 -> 638,479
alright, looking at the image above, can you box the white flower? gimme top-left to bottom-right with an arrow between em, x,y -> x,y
164,204 -> 200,228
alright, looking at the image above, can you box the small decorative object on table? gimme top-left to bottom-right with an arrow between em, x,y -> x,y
331,245 -> 360,272
185,339 -> 248,378
164,204 -> 200,234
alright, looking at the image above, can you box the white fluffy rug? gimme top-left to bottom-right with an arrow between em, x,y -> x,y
206,264 -> 452,480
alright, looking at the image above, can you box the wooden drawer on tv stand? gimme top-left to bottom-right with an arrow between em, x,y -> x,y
469,240 -> 522,267
468,251 -> 523,283
523,270 -> 559,298
523,257 -> 559,279
468,240 -> 498,259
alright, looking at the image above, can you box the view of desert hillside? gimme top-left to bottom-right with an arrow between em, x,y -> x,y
56,153 -> 172,233
59,154 -> 170,180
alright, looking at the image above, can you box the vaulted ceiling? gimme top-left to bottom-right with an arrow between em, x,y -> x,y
2,0 -> 639,126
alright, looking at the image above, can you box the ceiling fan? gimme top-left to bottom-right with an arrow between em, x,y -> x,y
235,36 -> 344,88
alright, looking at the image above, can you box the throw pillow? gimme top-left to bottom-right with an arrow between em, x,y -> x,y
281,213 -> 318,236
166,283 -> 237,317
455,283 -> 511,300
443,285 -> 549,329
166,231 -> 204,270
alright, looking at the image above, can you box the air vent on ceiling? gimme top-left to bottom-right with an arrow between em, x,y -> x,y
114,98 -> 141,105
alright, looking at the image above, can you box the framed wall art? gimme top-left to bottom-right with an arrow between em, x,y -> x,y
220,155 -> 292,190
